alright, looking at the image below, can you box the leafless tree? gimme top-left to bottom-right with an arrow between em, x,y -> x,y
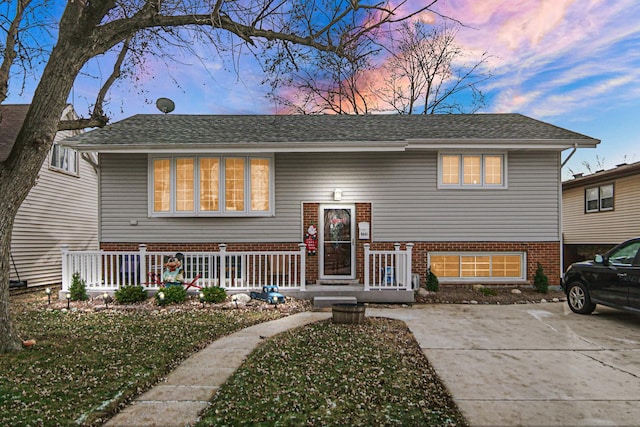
266,19 -> 491,115
0,1 -> 441,352
380,21 -> 492,114
265,33 -> 378,114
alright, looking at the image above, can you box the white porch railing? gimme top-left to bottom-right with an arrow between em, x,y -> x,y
61,242 -> 414,293
61,243 -> 307,292
363,243 -> 414,291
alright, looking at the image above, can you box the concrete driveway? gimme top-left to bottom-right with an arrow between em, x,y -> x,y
370,303 -> 640,426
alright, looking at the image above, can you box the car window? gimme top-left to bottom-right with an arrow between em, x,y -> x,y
608,241 -> 640,266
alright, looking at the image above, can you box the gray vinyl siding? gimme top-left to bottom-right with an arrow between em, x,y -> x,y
10,135 -> 98,287
100,151 -> 560,243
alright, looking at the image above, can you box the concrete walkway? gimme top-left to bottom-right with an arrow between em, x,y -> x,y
106,303 -> 640,426
105,311 -> 331,427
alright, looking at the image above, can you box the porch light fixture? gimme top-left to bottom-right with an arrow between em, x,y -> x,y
66,292 -> 71,309
45,287 -> 52,305
199,291 -> 205,308
333,188 -> 343,201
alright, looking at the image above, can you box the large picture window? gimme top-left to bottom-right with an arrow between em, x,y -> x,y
149,155 -> 274,217
585,184 -> 614,213
439,153 -> 506,188
429,252 -> 525,282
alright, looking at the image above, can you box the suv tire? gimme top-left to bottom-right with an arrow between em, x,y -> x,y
567,282 -> 596,314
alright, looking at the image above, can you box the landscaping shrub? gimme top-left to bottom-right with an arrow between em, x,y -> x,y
202,286 -> 227,303
533,263 -> 549,294
425,268 -> 439,292
69,272 -> 88,301
155,286 -> 186,305
479,287 -> 498,296
115,285 -> 148,303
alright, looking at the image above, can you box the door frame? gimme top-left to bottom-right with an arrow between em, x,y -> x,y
319,204 -> 356,280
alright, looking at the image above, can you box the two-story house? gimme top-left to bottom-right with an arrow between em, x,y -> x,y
562,161 -> 640,270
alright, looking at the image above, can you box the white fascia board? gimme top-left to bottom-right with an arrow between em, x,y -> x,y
406,138 -> 600,150
63,140 -> 409,153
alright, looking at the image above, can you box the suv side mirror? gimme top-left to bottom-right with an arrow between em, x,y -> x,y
594,254 -> 605,265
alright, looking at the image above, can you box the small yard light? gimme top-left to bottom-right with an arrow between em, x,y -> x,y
66,292 -> 71,309
199,291 -> 205,308
103,292 -> 109,309
45,287 -> 52,305
158,291 -> 165,305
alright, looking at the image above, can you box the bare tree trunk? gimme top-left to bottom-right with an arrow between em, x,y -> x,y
0,32 -> 85,352
0,215 -> 21,352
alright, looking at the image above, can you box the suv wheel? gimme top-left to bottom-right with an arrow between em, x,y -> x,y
567,282 -> 596,314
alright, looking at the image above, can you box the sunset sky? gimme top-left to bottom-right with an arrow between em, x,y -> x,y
5,1 -> 640,179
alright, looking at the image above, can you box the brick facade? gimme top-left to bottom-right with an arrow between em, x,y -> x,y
102,203 -> 561,287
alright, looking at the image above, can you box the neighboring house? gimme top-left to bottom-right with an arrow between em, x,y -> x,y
62,113 -> 598,293
0,104 -> 99,288
562,161 -> 640,270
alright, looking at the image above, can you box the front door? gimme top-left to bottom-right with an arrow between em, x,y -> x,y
320,205 -> 355,280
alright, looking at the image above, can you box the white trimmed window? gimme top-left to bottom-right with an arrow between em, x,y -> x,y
50,143 -> 79,175
149,155 -> 274,217
428,252 -> 526,282
439,153 -> 506,188
585,184 -> 614,213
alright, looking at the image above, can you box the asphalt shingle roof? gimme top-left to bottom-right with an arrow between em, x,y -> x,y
0,104 -> 30,161
64,113 -> 599,147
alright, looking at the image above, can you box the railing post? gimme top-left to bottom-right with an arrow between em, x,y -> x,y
139,244 -> 147,286
61,244 -> 69,291
298,243 -> 306,291
405,243 -> 414,291
394,243 -> 401,287
219,244 -> 226,287
364,243 -> 370,291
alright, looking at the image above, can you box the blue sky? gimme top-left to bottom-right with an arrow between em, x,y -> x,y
6,1 -> 640,180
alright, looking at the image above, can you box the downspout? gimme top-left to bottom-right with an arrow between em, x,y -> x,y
558,143 -> 578,285
561,143 -> 578,168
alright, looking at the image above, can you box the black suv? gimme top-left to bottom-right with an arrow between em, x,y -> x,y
562,238 -> 640,314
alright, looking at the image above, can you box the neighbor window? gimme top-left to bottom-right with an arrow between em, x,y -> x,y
439,154 -> 505,188
585,184 -> 614,213
50,143 -> 78,175
429,252 -> 525,282
149,155 -> 273,216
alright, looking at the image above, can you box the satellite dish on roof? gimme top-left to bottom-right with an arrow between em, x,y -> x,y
155,98 -> 175,114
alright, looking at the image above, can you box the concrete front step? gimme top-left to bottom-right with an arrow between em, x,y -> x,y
284,286 -> 415,304
313,296 -> 357,308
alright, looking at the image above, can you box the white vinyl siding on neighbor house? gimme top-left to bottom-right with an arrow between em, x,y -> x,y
99,150 -> 560,244
11,130 -> 98,287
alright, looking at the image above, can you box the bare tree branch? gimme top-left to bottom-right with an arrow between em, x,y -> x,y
0,0 -> 32,104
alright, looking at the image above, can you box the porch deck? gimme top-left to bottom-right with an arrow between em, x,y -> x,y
61,243 -> 416,304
